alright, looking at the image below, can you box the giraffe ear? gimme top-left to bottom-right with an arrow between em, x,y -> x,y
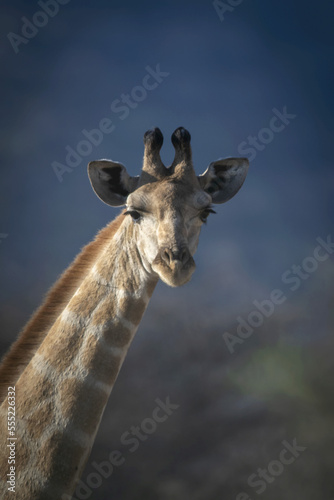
198,157 -> 249,204
88,160 -> 140,207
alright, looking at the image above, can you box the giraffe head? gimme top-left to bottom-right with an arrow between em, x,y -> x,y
88,127 -> 248,287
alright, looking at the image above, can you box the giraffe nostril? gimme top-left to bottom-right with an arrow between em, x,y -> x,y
180,248 -> 189,265
161,247 -> 190,267
162,248 -> 172,265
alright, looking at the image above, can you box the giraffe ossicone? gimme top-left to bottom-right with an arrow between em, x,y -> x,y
0,127 -> 249,499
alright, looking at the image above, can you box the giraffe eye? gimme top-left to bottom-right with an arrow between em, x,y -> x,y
199,208 -> 216,223
125,210 -> 142,222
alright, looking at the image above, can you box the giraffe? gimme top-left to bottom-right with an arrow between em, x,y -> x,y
0,127 -> 249,499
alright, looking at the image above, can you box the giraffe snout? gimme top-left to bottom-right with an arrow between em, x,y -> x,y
161,247 -> 191,267
152,245 -> 195,287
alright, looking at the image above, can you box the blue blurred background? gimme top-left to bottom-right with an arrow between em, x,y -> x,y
1,1 -> 333,498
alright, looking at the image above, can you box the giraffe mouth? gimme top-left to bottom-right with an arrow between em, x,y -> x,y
152,252 -> 196,287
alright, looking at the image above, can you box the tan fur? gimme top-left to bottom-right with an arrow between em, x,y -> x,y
103,322 -> 133,347
80,334 -> 122,384
38,314 -> 86,373
58,378 -> 109,434
39,431 -> 86,489
0,211 -> 125,405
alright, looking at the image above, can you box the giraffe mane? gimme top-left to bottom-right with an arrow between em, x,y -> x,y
0,211 -> 125,405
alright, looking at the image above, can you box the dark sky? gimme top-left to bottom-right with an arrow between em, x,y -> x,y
0,0 -> 333,339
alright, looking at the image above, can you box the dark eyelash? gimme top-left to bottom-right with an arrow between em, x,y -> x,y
124,210 -> 142,221
200,207 -> 216,223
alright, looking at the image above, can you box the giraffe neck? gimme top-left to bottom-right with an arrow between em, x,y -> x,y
0,217 -> 158,499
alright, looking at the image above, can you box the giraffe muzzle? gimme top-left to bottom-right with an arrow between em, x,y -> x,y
152,246 -> 195,287
161,247 -> 190,267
